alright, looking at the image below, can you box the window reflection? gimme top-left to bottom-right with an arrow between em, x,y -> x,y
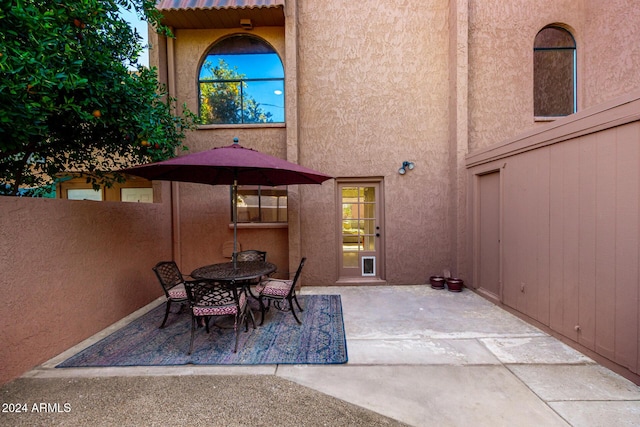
199,35 -> 285,124
235,186 -> 287,223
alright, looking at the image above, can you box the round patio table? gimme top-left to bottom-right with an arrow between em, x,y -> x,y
191,261 -> 277,283
190,261 -> 276,329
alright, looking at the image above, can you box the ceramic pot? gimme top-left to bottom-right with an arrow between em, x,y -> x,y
430,276 -> 445,289
446,278 -> 464,292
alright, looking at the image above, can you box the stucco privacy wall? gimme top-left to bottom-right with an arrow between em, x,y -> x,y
466,90 -> 640,380
0,186 -> 173,385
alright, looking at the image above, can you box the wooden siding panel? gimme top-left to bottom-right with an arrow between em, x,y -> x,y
521,154 -> 539,317
614,124 -> 640,371
468,94 -> 640,378
478,171 -> 501,297
595,131 -> 618,360
549,143 -> 565,334
501,160 -> 519,308
535,148 -> 551,326
578,134 -> 597,350
562,141 -> 581,341
512,157 -> 529,313
502,155 -> 539,314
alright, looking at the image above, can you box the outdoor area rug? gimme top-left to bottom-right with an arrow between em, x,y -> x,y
57,294 -> 347,367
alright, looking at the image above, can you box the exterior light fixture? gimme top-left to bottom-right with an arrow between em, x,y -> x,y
398,161 -> 415,175
240,18 -> 253,30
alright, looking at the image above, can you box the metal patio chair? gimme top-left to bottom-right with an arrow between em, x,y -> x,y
152,261 -> 189,328
183,279 -> 253,354
256,257 -> 306,325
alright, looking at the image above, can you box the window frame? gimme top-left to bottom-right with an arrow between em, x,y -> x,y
198,34 -> 285,126
533,25 -> 577,119
232,185 -> 288,224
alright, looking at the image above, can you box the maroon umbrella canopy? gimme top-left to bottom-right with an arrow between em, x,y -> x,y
119,142 -> 332,268
120,143 -> 332,187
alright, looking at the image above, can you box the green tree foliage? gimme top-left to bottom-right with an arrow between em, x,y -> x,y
0,0 -> 198,196
200,58 -> 273,125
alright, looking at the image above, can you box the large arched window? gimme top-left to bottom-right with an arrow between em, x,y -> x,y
534,26 -> 576,117
199,35 -> 284,125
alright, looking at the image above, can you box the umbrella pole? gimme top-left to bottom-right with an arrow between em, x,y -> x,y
232,178 -> 238,270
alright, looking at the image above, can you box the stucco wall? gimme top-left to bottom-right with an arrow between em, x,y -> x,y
173,27 -> 285,115
468,0 -> 582,151
467,0 -> 640,151
583,0 -> 640,107
4,0 -> 640,384
167,27 -> 291,276
152,0 -> 640,288
0,189 -> 173,384
297,0 -> 453,284
155,0 -> 455,285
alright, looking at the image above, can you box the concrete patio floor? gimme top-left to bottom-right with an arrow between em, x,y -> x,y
3,285 -> 640,426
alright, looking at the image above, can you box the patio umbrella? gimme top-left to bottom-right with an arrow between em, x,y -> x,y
119,139 -> 332,268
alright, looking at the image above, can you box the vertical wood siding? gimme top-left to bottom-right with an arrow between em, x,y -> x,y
468,95 -> 640,376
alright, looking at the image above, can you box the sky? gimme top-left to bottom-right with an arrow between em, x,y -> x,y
119,7 -> 149,68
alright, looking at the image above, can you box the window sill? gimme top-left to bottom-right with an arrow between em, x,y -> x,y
534,116 -> 560,122
228,222 -> 288,229
198,123 -> 285,130
534,115 -> 576,122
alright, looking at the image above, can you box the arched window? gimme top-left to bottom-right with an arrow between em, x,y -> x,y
534,26 -> 576,117
199,35 -> 284,125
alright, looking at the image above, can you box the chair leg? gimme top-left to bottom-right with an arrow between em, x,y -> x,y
160,300 -> 172,328
233,315 -> 239,353
289,296 -> 302,324
248,308 -> 256,329
258,297 -> 267,326
240,304 -> 251,332
292,292 -> 303,312
243,312 -> 249,332
188,316 -> 196,355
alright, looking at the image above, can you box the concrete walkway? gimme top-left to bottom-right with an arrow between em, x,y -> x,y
3,285 -> 640,426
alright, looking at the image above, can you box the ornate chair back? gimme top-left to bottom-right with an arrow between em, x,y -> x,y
256,257 -> 307,325
235,250 -> 267,262
183,280 -> 251,354
153,261 -> 184,296
152,261 -> 188,328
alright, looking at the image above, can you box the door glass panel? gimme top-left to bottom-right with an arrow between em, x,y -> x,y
342,250 -> 359,268
362,219 -> 375,233
341,185 -> 377,273
342,203 -> 356,219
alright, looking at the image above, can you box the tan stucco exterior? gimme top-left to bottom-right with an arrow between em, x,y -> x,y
153,0 -> 640,287
155,1 -> 456,285
467,0 -> 640,151
2,0 -> 640,384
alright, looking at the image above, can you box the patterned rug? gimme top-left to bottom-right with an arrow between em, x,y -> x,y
57,295 -> 347,367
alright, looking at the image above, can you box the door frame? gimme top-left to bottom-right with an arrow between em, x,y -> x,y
472,165 -> 503,302
335,177 -> 385,283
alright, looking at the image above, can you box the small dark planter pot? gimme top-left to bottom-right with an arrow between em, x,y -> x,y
446,278 -> 464,292
430,276 -> 446,289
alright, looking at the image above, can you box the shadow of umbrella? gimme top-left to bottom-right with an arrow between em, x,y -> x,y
119,138 -> 333,268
